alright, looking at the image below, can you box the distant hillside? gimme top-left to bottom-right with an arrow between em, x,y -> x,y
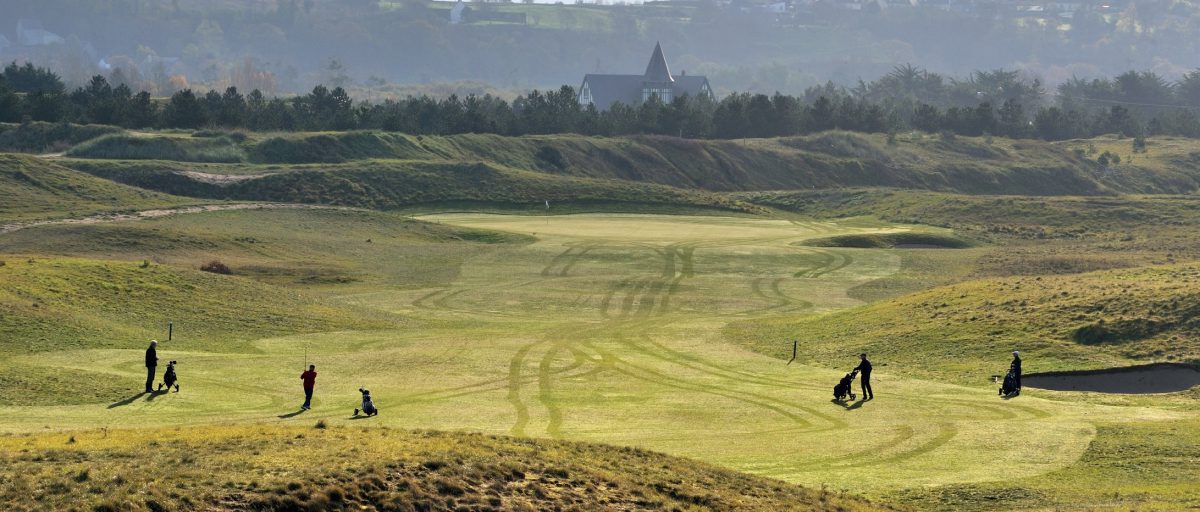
62,130 -> 1200,196
0,154 -> 199,222
63,158 -> 757,213
727,263 -> 1200,386
0,425 -> 899,512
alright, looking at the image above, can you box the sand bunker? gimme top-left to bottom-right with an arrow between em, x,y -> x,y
1023,363 -> 1200,394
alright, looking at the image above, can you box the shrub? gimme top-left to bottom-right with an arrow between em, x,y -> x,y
199,260 -> 232,275
315,420 -> 328,429
1132,136 -> 1147,153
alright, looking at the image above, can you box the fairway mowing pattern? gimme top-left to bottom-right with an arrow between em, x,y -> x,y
2,212 -> 1185,502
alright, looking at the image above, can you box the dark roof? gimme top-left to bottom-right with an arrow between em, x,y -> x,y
672,76 -> 710,97
580,74 -> 644,111
579,44 -> 711,110
644,42 -> 674,83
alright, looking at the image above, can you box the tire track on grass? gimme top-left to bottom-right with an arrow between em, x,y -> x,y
612,332 -> 846,429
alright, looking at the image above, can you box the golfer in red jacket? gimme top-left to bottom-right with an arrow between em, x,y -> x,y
300,365 -> 317,410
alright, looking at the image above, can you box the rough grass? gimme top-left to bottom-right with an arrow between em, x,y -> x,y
0,122 -> 125,154
0,257 -> 390,352
744,188 -> 1200,280
0,153 -> 199,222
740,188 -> 1200,238
0,207 -> 535,289
889,418 -> 1200,511
727,263 -> 1200,386
0,426 -> 899,512
66,133 -> 247,163
801,231 -> 976,249
0,256 -> 395,405
61,131 -> 1200,195
61,158 -> 758,213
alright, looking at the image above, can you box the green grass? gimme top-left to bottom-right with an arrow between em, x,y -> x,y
61,157 -> 759,213
726,263 -> 1200,388
66,132 -> 247,163
0,122 -> 123,154
4,143 -> 1200,512
0,256 -> 390,351
0,153 -> 202,222
0,207 -> 534,289
890,418 -> 1200,510
0,425 -> 898,512
59,131 -> 1200,195
3,210 -> 1196,511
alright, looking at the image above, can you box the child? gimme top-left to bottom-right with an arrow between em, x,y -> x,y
159,361 -> 179,392
354,388 -> 378,417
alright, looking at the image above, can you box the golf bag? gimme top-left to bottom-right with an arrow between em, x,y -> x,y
355,388 -> 378,417
999,369 -> 1020,397
834,370 -> 858,401
159,361 -> 179,392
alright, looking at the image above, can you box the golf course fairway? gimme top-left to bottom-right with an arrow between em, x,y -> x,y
1,211 -> 1195,509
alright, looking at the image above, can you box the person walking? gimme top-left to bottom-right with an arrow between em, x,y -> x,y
300,365 -> 317,410
854,353 -> 874,400
1010,351 -> 1022,390
144,340 -> 158,393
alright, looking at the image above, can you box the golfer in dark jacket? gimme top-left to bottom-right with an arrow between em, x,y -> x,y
1010,351 -> 1022,389
854,353 -> 874,400
145,340 -> 158,393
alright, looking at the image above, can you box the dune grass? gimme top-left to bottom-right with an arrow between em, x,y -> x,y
726,263 -> 1200,389
0,122 -> 124,154
58,131 -> 1200,195
0,425 -> 899,512
66,132 -> 247,163
60,157 -> 759,213
0,154 -> 201,222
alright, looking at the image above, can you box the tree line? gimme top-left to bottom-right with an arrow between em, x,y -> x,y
3,63 -> 1200,141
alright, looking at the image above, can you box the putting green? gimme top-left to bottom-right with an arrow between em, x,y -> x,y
0,213 -> 1185,495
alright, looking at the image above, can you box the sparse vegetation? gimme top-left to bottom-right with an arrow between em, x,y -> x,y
0,154 -> 200,222
199,260 -> 232,275
0,426 -> 898,512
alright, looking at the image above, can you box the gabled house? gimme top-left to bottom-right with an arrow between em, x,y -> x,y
578,43 -> 713,110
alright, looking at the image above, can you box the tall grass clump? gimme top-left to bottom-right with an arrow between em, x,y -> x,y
66,134 -> 246,163
0,121 -> 123,153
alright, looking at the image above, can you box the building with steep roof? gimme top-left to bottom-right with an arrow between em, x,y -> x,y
578,43 -> 713,110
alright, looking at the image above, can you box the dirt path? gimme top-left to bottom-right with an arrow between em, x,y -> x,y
0,203 -> 361,235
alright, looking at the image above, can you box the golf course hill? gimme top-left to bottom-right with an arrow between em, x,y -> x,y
34,127 -> 1200,213
0,153 -> 201,222
0,425 -> 898,512
729,262 -> 1200,387
0,257 -> 394,406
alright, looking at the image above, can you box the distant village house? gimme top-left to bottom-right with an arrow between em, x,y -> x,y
578,43 -> 713,110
